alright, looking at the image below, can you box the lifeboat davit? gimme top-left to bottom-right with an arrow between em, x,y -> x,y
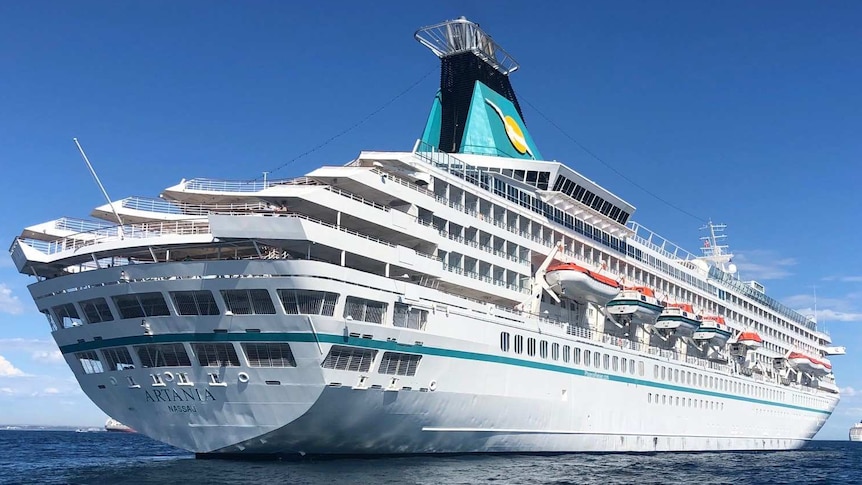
606,286 -> 664,324
692,315 -> 732,347
654,303 -> 701,337
787,351 -> 832,377
736,330 -> 763,349
544,262 -> 621,305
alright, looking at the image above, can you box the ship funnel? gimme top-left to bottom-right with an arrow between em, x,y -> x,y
415,18 -> 536,157
415,17 -> 519,75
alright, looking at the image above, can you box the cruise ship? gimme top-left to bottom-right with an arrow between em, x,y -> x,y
9,18 -> 845,456
851,422 -> 862,442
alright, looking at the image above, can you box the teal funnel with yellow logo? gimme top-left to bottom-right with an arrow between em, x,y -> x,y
416,17 -> 542,159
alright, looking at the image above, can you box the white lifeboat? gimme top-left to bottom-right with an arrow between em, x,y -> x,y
606,286 -> 664,325
545,262 -> 621,305
736,330 -> 763,349
787,351 -> 832,377
654,303 -> 701,337
692,315 -> 732,347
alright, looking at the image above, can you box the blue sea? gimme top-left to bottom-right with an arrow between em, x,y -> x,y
0,430 -> 858,484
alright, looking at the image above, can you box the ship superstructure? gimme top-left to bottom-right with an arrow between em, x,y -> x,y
9,18 -> 842,456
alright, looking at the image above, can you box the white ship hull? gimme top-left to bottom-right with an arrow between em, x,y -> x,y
851,425 -> 862,442
50,260 -> 834,456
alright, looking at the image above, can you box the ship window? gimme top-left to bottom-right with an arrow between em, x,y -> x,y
514,335 -> 523,354
563,345 -> 570,362
600,200 -> 612,215
513,170 -> 525,181
539,340 -> 548,359
603,354 -> 610,370
537,171 -> 550,190
278,289 -> 338,316
552,343 -> 560,361
221,289 -> 276,315
574,348 -> 581,365
653,365 -> 659,379
638,361 -> 644,376
392,303 -> 428,330
629,359 -> 635,375
101,347 -> 134,371
527,338 -> 536,356
500,332 -> 510,352
648,393 -> 652,404
612,356 -> 619,371
674,369 -> 679,382
134,343 -> 192,368
192,343 -> 240,367
621,357 -> 627,371
502,169 -> 513,178
41,310 -> 58,331
113,292 -> 170,319
590,196 -> 604,211
378,352 -> 421,376
75,351 -> 103,374
661,367 -> 666,380
242,343 -> 296,367
584,350 -> 591,366
321,345 -> 376,372
171,291 -> 220,316
594,352 -> 601,368
79,298 -> 114,324
572,185 -> 586,201
344,297 -> 387,324
53,303 -> 83,328
526,171 -> 538,185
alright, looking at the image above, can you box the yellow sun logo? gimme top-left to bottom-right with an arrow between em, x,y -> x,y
485,98 -> 533,157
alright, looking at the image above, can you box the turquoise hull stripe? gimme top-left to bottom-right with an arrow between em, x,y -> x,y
60,332 -> 831,415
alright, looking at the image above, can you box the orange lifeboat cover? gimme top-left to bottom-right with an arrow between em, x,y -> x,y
738,331 -> 762,343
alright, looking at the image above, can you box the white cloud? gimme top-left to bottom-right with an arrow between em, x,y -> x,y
0,284 -> 24,315
795,308 -> 862,323
823,275 -> 862,283
732,250 -> 796,281
31,350 -> 64,364
841,387 -> 858,397
0,339 -> 57,354
0,355 -> 25,377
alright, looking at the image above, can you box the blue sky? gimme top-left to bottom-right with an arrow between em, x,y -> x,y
0,1 -> 860,438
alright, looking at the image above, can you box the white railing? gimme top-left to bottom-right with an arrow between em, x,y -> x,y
182,176 -> 319,193
323,186 -> 390,212
120,197 -> 271,216
626,221 -> 699,262
54,217 -> 117,233
25,219 -> 212,255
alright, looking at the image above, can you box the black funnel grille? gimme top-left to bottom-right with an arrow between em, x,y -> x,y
438,52 -> 525,153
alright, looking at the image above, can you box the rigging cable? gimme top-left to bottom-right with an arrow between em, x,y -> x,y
262,65 -> 438,178
519,96 -> 707,223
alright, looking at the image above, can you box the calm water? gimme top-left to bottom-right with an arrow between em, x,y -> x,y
0,431 -> 858,485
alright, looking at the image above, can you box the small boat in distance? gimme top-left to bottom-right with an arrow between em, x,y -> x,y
851,421 -> 862,442
606,286 -> 664,325
654,303 -> 701,337
545,262 -> 620,305
105,417 -> 134,433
